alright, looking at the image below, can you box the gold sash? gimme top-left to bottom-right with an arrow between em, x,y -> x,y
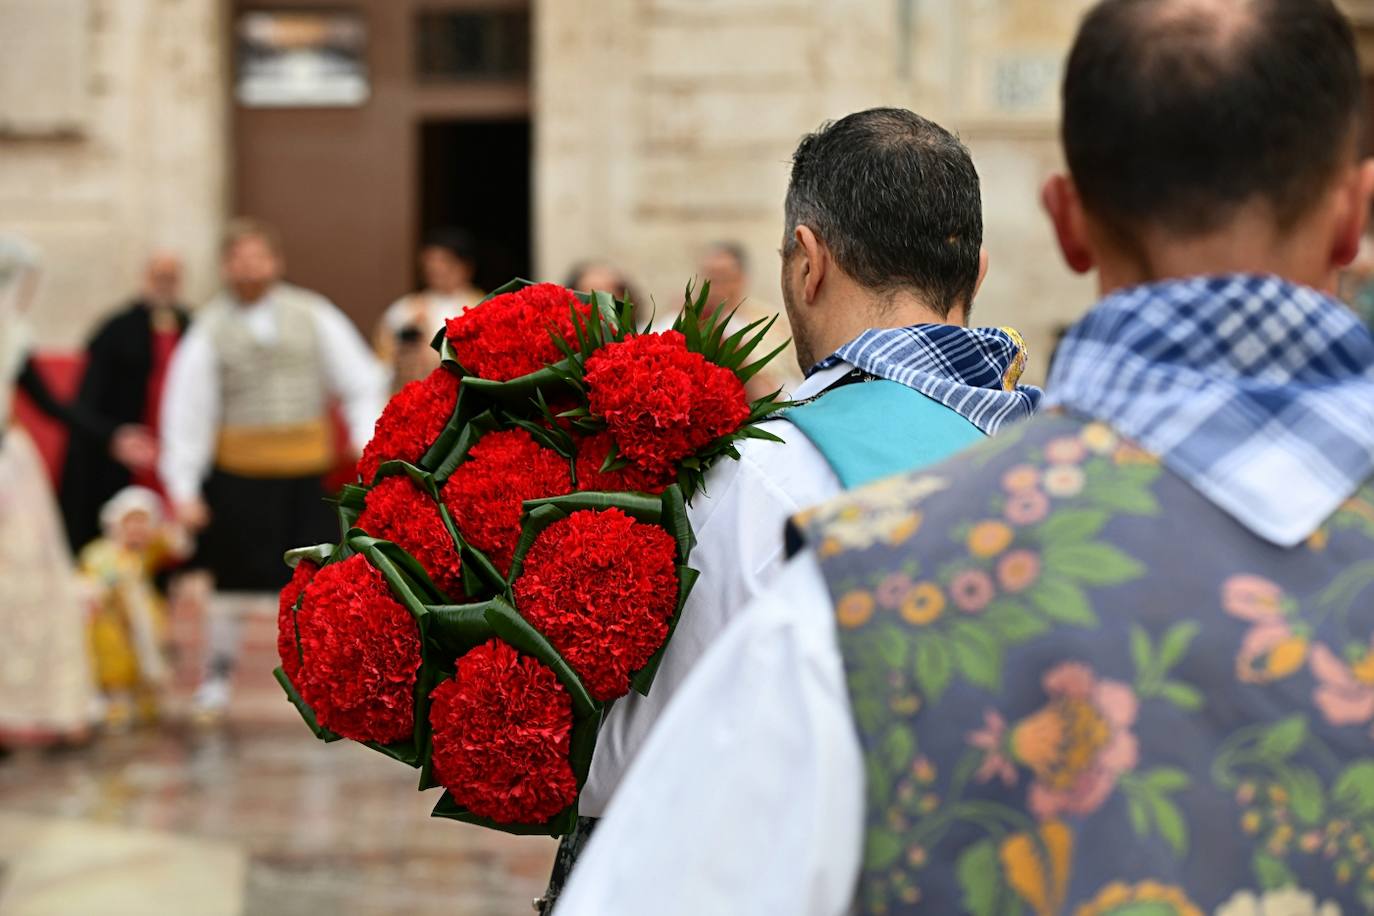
214,418 -> 334,478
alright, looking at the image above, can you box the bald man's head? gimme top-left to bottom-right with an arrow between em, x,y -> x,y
1063,0 -> 1363,239
143,251 -> 182,307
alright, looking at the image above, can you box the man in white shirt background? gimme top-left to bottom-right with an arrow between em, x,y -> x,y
537,107 -> 1041,913
160,218 -> 386,719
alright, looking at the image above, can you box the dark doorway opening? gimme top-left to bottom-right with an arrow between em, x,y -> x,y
419,119 -> 532,293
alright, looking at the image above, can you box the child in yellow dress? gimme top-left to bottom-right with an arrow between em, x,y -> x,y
79,487 -> 189,729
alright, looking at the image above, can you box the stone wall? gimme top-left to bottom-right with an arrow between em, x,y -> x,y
0,0 -> 226,349
535,0 -> 1099,383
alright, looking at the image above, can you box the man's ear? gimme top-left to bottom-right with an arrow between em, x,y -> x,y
973,247 -> 990,300
794,225 -> 826,303
1330,159 -> 1374,269
1041,174 -> 1096,275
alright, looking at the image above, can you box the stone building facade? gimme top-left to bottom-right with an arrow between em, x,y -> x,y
0,0 -> 226,348
4,0 -> 1373,380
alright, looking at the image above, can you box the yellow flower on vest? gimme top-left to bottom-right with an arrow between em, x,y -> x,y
999,819 -> 1073,916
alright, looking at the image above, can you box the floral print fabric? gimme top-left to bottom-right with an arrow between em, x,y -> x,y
794,414 -> 1374,915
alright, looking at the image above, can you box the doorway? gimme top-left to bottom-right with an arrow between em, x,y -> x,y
419,119 -> 532,293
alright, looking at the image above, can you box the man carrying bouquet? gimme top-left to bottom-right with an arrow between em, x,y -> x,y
558,1 -> 1374,913
550,107 -> 1043,906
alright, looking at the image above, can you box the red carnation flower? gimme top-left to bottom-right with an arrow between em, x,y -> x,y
514,508 -> 679,701
276,559 -> 319,682
444,283 -> 591,382
356,475 -> 465,599
429,639 -> 578,825
574,431 -> 675,495
584,331 -> 750,478
441,429 -> 573,576
358,368 -> 460,484
295,555 -> 422,745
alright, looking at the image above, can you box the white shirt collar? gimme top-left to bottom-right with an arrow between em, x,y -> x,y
792,361 -> 853,401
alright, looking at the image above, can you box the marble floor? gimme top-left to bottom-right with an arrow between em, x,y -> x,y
0,597 -> 556,916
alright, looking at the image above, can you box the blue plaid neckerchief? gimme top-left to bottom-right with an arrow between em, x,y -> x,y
813,324 -> 1043,436
1047,274 -> 1374,547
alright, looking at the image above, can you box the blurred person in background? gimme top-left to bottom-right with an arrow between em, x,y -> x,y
565,259 -> 635,301
161,218 -> 387,720
375,228 -> 483,391
0,234 -> 98,749
59,251 -> 190,553
558,1 -> 1374,912
689,240 -> 804,397
79,486 -> 190,731
564,259 -> 650,324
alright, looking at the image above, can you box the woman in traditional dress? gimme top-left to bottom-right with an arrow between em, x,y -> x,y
0,235 -> 99,748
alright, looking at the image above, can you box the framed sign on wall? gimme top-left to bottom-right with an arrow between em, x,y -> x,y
235,9 -> 369,108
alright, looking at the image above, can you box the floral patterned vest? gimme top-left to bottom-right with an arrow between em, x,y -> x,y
792,413 -> 1374,916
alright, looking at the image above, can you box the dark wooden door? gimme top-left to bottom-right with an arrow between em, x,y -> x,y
231,0 -> 531,330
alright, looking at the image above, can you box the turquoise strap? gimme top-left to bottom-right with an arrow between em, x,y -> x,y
784,378 -> 985,489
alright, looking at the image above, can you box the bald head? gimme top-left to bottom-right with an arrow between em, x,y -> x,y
1063,0 -> 1363,238
143,251 -> 182,307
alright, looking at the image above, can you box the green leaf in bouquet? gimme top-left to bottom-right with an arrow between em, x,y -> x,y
413,374 -> 477,479
630,564 -> 700,696
589,289 -> 628,335
284,543 -> 337,570
333,484 -> 368,540
504,415 -> 575,461
423,602 -> 498,660
660,484 -> 697,559
523,490 -> 668,522
350,533 -> 448,610
338,539 -> 443,767
426,409 -> 502,483
506,503 -> 569,586
430,793 -> 580,837
739,424 -> 787,443
737,338 -> 792,384
279,542 -> 342,673
598,438 -> 629,474
715,313 -> 777,370
461,361 -> 584,417
274,667 -> 344,743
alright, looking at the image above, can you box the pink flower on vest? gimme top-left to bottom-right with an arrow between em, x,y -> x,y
1310,641 -> 1374,729
1010,662 -> 1140,820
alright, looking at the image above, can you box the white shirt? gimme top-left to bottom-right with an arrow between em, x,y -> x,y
578,362 -> 852,815
378,290 -> 482,339
159,288 -> 387,504
557,551 -> 861,916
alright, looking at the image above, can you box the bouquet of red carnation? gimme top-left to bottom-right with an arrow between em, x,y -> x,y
273,278 -> 783,834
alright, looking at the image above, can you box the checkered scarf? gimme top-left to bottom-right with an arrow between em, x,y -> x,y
1047,274 -> 1374,546
816,325 -> 1043,435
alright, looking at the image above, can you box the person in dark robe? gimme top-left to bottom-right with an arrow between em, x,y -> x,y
59,253 -> 189,552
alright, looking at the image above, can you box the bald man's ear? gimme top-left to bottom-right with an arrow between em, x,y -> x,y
1042,174 -> 1096,275
1330,158 -> 1374,269
973,247 -> 990,301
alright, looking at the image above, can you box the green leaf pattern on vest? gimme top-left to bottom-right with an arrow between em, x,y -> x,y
797,415 -> 1374,914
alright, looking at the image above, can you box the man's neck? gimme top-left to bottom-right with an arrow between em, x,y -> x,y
809,288 -> 964,367
1093,215 -> 1336,296
231,283 -> 275,307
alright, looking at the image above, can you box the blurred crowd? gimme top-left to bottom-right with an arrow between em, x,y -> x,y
0,221 -> 798,752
